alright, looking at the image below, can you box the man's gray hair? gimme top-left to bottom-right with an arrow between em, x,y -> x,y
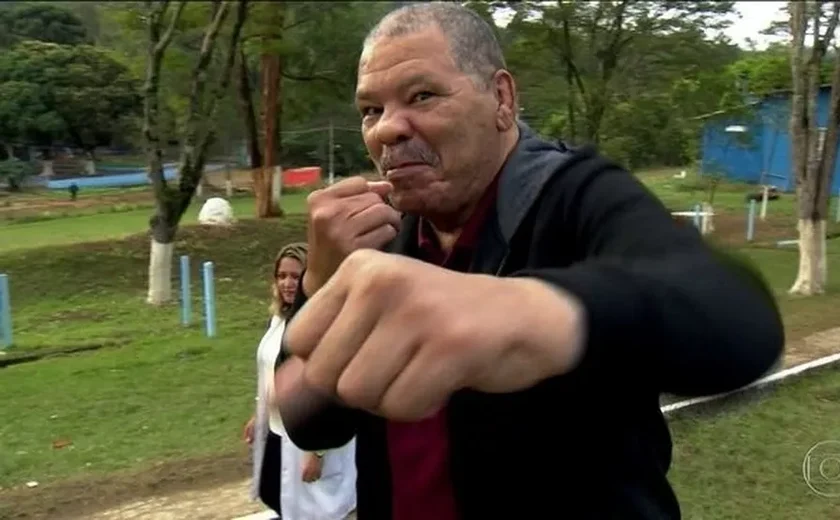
362,2 -> 507,89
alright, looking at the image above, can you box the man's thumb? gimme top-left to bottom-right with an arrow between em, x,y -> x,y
367,181 -> 393,199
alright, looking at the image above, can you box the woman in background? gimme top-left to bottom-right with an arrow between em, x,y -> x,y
244,242 -> 357,520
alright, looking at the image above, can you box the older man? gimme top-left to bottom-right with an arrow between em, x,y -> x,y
274,3 -> 784,519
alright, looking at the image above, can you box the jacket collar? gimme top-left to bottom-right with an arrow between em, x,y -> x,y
387,122 -> 580,254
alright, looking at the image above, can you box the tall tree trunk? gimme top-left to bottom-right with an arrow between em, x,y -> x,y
236,49 -> 262,168
256,52 -> 281,218
145,0 -> 247,304
274,53 -> 285,214
788,0 -> 840,295
143,2 -> 185,304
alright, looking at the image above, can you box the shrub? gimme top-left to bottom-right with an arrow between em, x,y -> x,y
0,158 -> 39,191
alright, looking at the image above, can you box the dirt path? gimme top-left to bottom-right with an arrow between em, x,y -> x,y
70,479 -> 263,520
783,325 -> 840,367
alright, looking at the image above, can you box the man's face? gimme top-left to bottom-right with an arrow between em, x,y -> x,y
355,27 -> 513,224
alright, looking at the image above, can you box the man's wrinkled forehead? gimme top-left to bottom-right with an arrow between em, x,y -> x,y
356,30 -> 459,99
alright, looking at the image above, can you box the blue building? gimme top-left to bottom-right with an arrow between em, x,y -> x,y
700,85 -> 838,193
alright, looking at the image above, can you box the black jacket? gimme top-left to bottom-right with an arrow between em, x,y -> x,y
281,124 -> 784,519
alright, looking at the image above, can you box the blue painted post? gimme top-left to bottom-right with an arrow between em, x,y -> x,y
0,274 -> 12,348
747,199 -> 757,242
693,203 -> 702,228
202,261 -> 216,338
180,255 -> 191,326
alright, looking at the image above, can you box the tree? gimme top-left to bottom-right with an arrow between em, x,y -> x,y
504,1 -> 736,145
240,2 -> 328,218
0,157 -> 39,192
0,4 -> 90,48
238,2 -> 391,218
788,1 -> 840,295
144,0 -> 248,305
0,41 -> 141,173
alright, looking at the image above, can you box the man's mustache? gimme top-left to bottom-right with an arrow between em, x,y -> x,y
380,143 -> 439,171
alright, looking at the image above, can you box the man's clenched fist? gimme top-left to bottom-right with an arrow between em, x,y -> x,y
279,249 -> 587,422
302,177 -> 402,297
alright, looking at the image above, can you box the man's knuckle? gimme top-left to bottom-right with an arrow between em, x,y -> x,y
440,316 -> 474,351
376,398 -> 400,421
344,248 -> 377,268
396,294 -> 434,324
352,270 -> 388,299
310,205 -> 331,225
302,365 -> 334,395
306,188 -> 326,207
336,377 -> 374,410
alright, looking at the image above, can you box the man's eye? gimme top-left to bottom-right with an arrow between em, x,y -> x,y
360,106 -> 382,117
412,91 -> 435,103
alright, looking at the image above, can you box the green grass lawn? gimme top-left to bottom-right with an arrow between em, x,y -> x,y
638,169 -> 840,219
0,218 -> 308,492
740,247 -> 840,342
0,194 -> 307,252
670,365 -> 840,519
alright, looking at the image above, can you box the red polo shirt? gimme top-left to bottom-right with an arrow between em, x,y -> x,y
386,174 -> 501,520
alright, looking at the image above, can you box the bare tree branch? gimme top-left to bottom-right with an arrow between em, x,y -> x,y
282,70 -> 340,84
154,1 -> 185,57
144,1 -> 183,208
789,0 -> 808,202
178,0 -> 230,171
821,1 -> 840,49
175,0 -> 249,220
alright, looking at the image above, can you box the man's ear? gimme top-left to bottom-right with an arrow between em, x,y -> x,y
492,69 -> 517,132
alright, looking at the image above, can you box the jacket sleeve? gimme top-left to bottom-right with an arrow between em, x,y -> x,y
512,164 -> 784,397
275,270 -> 359,451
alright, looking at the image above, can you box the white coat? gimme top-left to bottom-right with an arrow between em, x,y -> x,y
252,315 -> 358,520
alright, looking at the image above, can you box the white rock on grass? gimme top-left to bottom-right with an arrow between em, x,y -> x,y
198,197 -> 236,226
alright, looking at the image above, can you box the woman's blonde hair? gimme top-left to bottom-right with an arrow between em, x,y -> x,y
269,242 -> 308,318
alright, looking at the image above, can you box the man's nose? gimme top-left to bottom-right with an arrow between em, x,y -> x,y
374,108 -> 412,146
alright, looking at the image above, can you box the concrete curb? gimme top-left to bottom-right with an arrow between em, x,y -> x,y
661,352 -> 840,419
232,511 -> 276,520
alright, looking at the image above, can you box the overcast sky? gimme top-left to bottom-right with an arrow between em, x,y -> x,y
724,1 -> 787,49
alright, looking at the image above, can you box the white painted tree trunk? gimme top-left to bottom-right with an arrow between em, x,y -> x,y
40,160 -> 54,177
701,203 -> 715,235
760,186 -> 769,220
271,166 -> 282,206
789,219 -> 827,295
225,179 -> 233,197
84,159 -> 96,175
147,239 -> 174,304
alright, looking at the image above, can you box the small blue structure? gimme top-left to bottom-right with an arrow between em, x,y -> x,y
33,163 -> 227,190
700,85 -> 840,192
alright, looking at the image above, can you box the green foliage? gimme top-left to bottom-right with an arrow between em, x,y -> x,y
0,41 -> 141,150
0,3 -> 89,48
0,1 -> 799,175
503,0 -> 743,168
0,158 -> 39,191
